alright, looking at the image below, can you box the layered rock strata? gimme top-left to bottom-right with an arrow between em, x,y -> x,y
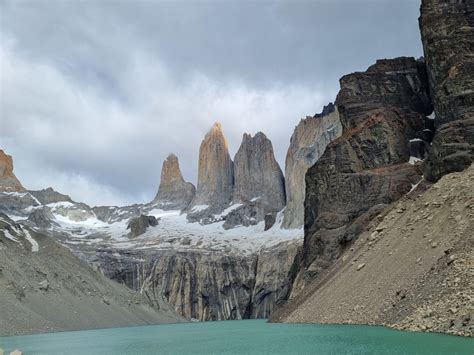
420,0 -> 474,181
287,57 -> 433,297
282,103 -> 342,229
153,154 -> 195,210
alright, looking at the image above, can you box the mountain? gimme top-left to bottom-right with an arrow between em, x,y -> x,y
0,213 -> 183,336
187,122 -> 235,223
153,153 -> 195,210
282,103 -> 342,229
0,150 -> 25,192
272,0 -> 473,337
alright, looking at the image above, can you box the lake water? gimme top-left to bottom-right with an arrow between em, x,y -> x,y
1,320 -> 473,354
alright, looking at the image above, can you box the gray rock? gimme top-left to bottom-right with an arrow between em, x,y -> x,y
29,187 -> 72,205
282,103 -> 342,229
38,279 -> 49,291
127,214 -> 159,237
153,154 -> 195,210
420,0 -> 474,181
233,132 -> 285,213
188,122 -> 234,221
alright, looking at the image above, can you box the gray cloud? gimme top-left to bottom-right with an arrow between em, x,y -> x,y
0,0 -> 423,206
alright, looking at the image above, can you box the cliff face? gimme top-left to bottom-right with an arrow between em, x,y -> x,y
153,154 -> 195,210
233,132 -> 285,213
290,57 -> 433,295
420,0 -> 474,181
0,150 -> 25,192
188,122 -> 234,221
272,166 -> 473,337
94,240 -> 300,321
282,104 -> 342,229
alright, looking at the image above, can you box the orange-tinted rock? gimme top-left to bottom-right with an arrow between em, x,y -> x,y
154,154 -> 195,210
0,150 -> 25,192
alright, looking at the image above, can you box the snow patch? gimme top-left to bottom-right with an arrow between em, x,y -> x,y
24,229 -> 39,252
191,204 -> 209,213
409,156 -> 422,165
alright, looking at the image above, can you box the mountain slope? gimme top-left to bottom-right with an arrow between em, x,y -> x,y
271,165 -> 473,337
0,214 -> 183,336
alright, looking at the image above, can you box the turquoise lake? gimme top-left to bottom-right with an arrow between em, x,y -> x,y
1,320 -> 473,354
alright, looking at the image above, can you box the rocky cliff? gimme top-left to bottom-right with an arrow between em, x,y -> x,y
92,240 -> 300,321
187,122 -> 234,222
0,150 -> 25,192
282,103 -> 342,229
287,57 -> 433,297
153,154 -> 195,210
233,132 -> 285,211
420,0 -> 474,181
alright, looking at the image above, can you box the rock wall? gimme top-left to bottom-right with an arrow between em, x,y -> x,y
0,150 -> 25,192
282,103 -> 342,229
233,132 -> 285,213
153,154 -> 195,210
94,240 -> 300,321
420,0 -> 474,181
289,57 -> 433,296
188,122 -> 234,220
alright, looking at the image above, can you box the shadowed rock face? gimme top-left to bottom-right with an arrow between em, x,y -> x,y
94,240 -> 300,321
189,122 -> 234,213
29,187 -> 72,205
153,154 -> 195,210
282,103 -> 342,229
287,57 -> 433,296
420,0 -> 474,181
233,132 -> 286,212
0,150 -> 25,192
127,214 -> 159,237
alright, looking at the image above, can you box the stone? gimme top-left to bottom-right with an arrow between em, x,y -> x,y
431,242 -> 438,248
29,187 -> 72,205
233,132 -> 286,213
264,212 -> 277,231
282,103 -> 342,229
127,214 -> 159,237
0,150 -> 25,192
188,122 -> 234,219
289,57 -> 432,296
153,154 -> 195,210
420,0 -> 474,181
356,263 -> 366,271
38,279 -> 49,291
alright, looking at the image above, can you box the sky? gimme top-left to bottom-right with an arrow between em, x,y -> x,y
0,0 -> 424,206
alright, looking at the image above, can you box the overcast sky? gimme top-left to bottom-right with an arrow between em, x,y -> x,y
0,0 -> 423,206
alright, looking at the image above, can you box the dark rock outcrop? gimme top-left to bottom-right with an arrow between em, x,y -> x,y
29,187 -> 72,205
0,150 -> 25,192
153,154 -> 195,210
420,0 -> 474,181
289,57 -> 433,296
282,103 -> 342,229
127,214 -> 159,237
187,122 -> 234,222
233,132 -> 285,212
94,240 -> 300,321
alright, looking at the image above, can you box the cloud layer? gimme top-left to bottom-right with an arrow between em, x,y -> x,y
0,0 -> 423,206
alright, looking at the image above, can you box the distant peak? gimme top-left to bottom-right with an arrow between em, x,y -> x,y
166,153 -> 178,161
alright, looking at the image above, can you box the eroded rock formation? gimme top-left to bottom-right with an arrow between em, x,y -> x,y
233,132 -> 285,212
282,103 -> 342,229
0,150 -> 25,192
420,0 -> 474,181
94,240 -> 300,321
188,122 -> 234,221
288,57 -> 433,296
153,154 -> 195,210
